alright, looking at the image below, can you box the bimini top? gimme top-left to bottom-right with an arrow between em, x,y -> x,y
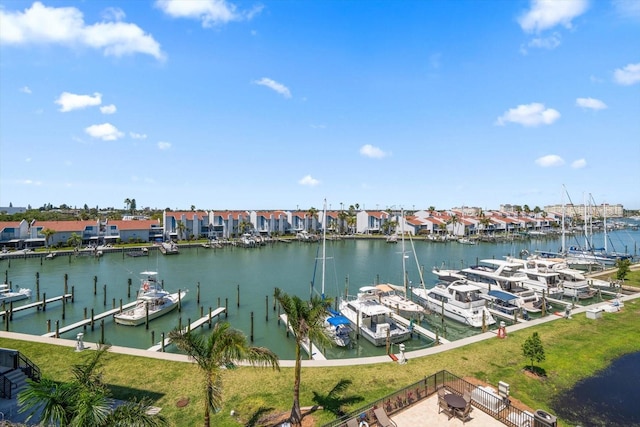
326,315 -> 351,327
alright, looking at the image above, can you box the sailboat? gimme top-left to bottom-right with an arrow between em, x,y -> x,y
375,210 -> 425,320
316,200 -> 352,347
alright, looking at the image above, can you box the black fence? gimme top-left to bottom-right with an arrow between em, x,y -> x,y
321,370 -> 539,427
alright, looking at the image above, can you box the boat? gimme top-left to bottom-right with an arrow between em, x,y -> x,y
316,200 -> 352,347
414,280 -> 496,328
339,286 -> 412,346
324,308 -> 352,347
126,247 -> 149,257
375,211 -> 425,321
385,235 -> 398,243
479,289 -> 521,318
375,283 -> 425,320
0,283 -> 32,303
159,241 -> 179,255
457,237 -> 477,245
432,264 -> 465,283
114,272 -> 187,326
561,281 -> 596,300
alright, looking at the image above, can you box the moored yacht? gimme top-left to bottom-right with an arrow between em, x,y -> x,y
114,272 -> 186,326
339,286 -> 412,347
0,283 -> 32,304
414,280 -> 496,328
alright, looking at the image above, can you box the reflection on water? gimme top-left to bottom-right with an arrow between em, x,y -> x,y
551,352 -> 640,427
1,229 -> 637,360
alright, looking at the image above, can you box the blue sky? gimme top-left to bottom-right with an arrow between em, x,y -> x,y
1,0 -> 639,212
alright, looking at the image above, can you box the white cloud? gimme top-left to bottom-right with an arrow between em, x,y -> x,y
84,123 -> 124,141
0,2 -> 164,60
527,32 -> 561,49
20,86 -> 32,94
253,77 -> 291,98
101,7 -> 126,22
613,0 -> 640,19
571,158 -> 587,169
55,92 -> 102,112
298,175 -> 320,186
535,154 -> 565,167
359,144 -> 389,159
130,132 -> 147,140
576,97 -> 607,110
518,0 -> 589,33
613,63 -> 640,85
157,141 -> 171,150
100,104 -> 117,114
156,0 -> 262,27
495,103 -> 560,127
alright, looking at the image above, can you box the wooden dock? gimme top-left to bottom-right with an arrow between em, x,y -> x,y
0,294 -> 72,317
147,307 -> 226,352
41,301 -> 139,337
279,314 -> 327,360
389,313 -> 450,345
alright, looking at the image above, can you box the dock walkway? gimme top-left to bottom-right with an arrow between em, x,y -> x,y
1,294 -> 72,317
42,301 -> 138,337
279,314 -> 327,360
147,307 -> 226,351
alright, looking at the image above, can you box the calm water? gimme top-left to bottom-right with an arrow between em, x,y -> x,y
551,351 -> 640,427
2,228 -> 638,360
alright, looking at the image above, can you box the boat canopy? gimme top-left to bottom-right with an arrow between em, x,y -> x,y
488,290 -> 518,302
326,316 -> 351,326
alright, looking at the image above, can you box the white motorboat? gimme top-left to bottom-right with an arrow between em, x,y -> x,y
414,280 -> 495,328
479,289 -> 521,318
114,272 -> 187,326
324,308 -> 352,347
561,281 -> 596,300
0,283 -> 32,304
432,265 -> 465,283
339,286 -> 412,346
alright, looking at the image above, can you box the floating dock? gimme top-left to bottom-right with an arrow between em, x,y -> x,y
279,314 -> 327,360
41,300 -> 139,337
0,294 -> 72,317
147,307 -> 226,352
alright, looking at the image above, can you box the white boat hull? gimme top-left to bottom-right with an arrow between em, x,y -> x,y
114,290 -> 186,326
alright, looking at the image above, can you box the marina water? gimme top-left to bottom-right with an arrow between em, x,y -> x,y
2,228 -> 638,360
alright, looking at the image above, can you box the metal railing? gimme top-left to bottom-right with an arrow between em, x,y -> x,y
321,370 -> 535,427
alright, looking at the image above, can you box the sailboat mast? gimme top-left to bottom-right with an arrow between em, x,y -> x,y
400,208 -> 408,295
321,199 -> 327,300
561,185 -> 566,254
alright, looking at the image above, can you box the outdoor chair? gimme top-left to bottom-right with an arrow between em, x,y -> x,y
373,407 -> 398,427
345,418 -> 359,427
463,389 -> 472,404
437,391 -> 453,420
455,401 -> 473,424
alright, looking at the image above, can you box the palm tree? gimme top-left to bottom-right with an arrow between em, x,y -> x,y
19,345 -> 166,427
67,232 -> 82,250
176,221 -> 186,240
306,207 -> 318,232
274,288 -> 331,426
41,227 -> 56,249
124,198 -> 131,213
168,322 -> 279,427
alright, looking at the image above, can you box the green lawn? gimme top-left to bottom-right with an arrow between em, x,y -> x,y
3,293 -> 639,427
